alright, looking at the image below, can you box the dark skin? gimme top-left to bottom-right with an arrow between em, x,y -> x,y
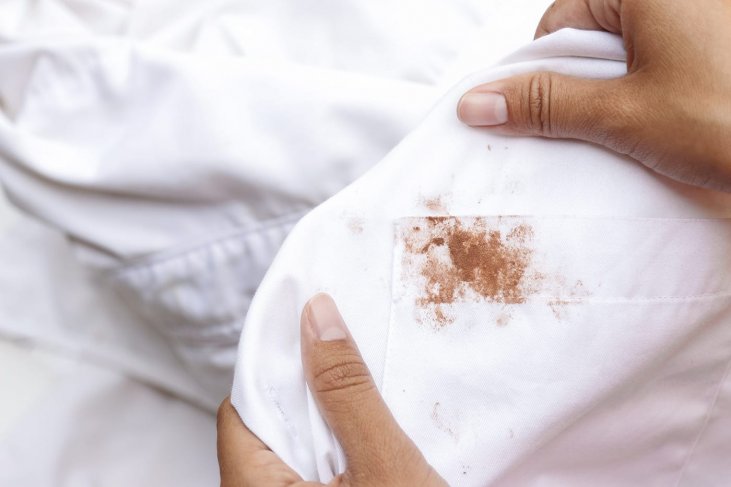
458,0 -> 731,192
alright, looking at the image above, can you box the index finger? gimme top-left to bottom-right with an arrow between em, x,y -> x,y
535,0 -> 622,39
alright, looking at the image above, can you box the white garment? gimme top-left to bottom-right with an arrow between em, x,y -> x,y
0,338 -> 219,487
231,29 -> 731,486
0,0 -> 550,484
0,1 -> 543,405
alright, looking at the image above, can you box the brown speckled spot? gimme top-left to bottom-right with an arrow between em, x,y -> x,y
548,280 -> 588,321
401,217 -> 540,327
422,194 -> 450,213
496,311 -> 512,327
347,217 -> 364,234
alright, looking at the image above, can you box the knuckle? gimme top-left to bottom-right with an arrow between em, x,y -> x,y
312,353 -> 373,395
527,73 -> 554,136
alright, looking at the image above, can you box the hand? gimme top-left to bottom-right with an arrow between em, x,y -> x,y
457,0 -> 731,192
217,293 -> 446,486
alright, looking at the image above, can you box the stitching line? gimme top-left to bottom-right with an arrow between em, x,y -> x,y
108,208 -> 309,276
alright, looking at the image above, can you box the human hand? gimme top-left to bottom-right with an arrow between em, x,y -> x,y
217,293 -> 446,486
457,0 -> 731,192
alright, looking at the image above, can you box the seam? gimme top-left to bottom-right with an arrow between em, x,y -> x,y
380,223 -> 400,397
265,384 -> 299,441
673,354 -> 731,487
107,208 -> 309,276
526,293 -> 731,303
400,215 -> 731,223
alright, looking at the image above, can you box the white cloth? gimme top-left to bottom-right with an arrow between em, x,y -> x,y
0,338 -> 219,487
0,1 -> 550,484
0,0 -> 543,406
231,29 -> 731,486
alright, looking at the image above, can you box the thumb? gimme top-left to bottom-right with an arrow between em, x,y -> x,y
457,72 -> 639,148
300,293 -> 418,471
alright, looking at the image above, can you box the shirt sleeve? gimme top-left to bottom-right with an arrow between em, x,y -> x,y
0,39 -> 435,261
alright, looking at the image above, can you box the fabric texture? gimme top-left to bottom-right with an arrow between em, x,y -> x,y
0,0 -> 545,407
230,28 -> 731,486
0,1 -> 550,484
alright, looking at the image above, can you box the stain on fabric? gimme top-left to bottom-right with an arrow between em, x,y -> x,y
431,401 -> 458,441
421,194 -> 450,213
401,217 -> 541,327
346,217 -> 364,234
496,311 -> 512,327
547,280 -> 587,320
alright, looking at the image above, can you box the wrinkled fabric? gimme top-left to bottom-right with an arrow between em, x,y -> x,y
231,29 -> 731,486
0,1 -> 551,485
0,0 -> 545,405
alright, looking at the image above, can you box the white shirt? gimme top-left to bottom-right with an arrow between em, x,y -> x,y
0,0 -> 549,484
231,29 -> 731,487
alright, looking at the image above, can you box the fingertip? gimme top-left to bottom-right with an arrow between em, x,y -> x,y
302,293 -> 347,342
456,94 -> 465,122
456,91 -> 508,127
301,293 -> 333,343
456,92 -> 471,123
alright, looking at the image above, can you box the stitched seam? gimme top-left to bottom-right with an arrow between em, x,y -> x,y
401,215 -> 731,223
107,208 -> 309,276
380,223 -> 401,397
265,384 -> 299,441
673,355 -> 731,487
526,293 -> 731,303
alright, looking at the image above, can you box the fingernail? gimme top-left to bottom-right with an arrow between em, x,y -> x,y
457,92 -> 508,126
304,293 -> 347,341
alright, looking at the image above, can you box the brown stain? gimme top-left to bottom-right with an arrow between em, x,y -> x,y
496,311 -> 512,327
548,280 -> 589,321
402,217 -> 540,328
346,217 -> 364,234
433,304 -> 454,326
421,194 -> 450,213
548,298 -> 571,320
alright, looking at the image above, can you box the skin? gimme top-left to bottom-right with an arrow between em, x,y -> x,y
217,293 -> 446,486
219,1 -> 731,483
458,0 -> 731,192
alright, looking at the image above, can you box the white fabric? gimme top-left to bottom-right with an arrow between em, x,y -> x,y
231,29 -> 731,486
0,1 -> 551,484
0,339 -> 219,487
0,0 -> 544,406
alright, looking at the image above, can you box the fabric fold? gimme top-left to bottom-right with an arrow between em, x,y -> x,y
231,28 -> 731,485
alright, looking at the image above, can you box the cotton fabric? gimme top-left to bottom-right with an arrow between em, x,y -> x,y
231,29 -> 731,486
0,1 -> 550,484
